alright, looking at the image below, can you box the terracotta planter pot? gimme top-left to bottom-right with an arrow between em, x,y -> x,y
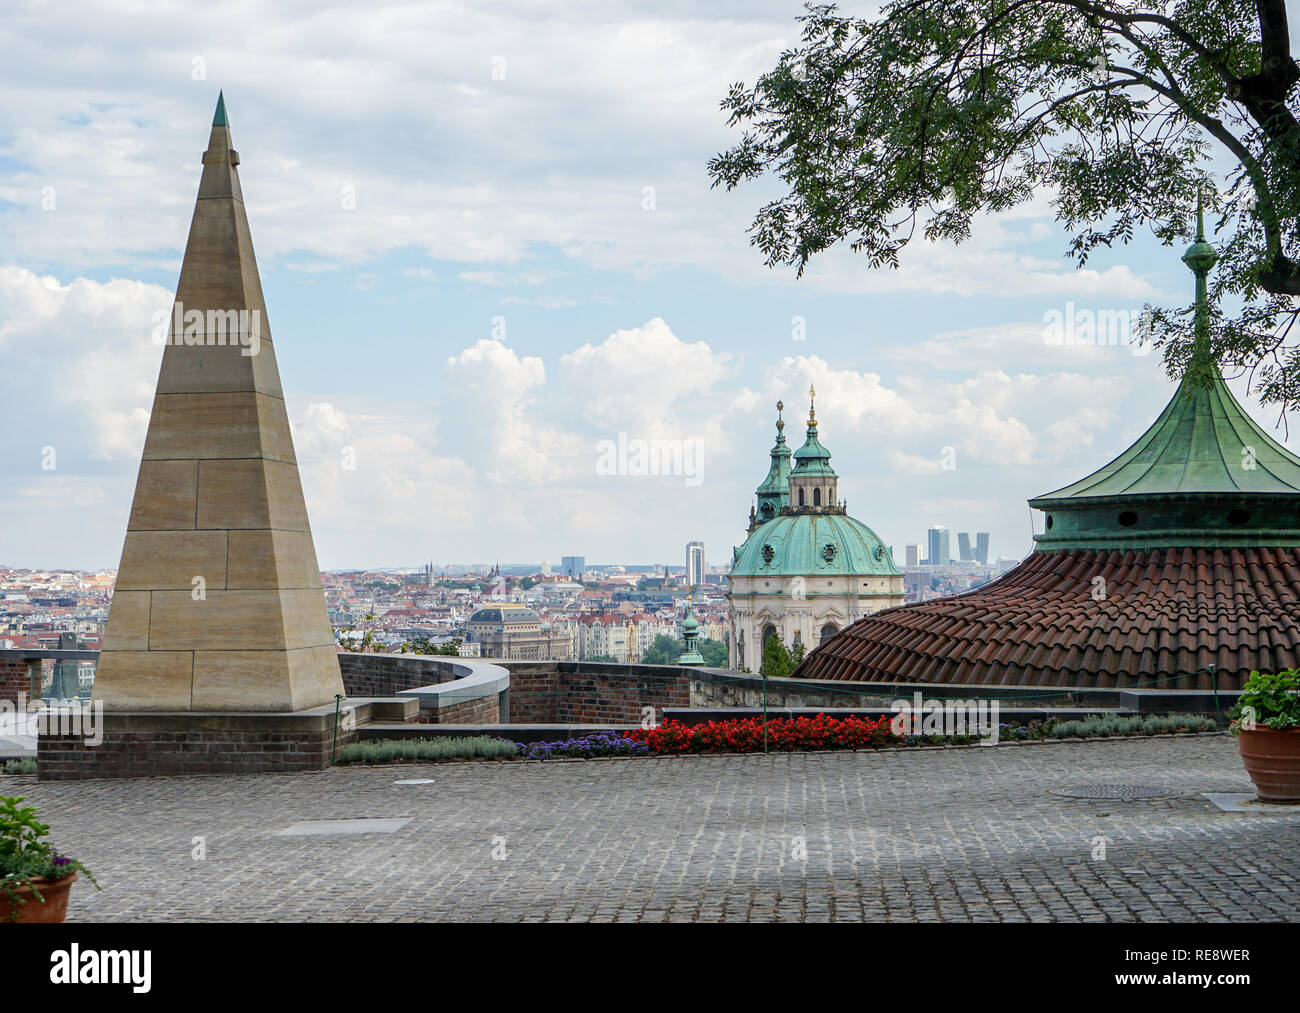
1238,728 -> 1300,803
0,872 -> 77,923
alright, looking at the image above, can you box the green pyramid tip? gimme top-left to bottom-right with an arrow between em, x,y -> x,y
213,91 -> 228,127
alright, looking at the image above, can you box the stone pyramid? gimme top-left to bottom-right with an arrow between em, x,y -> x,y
94,94 -> 344,712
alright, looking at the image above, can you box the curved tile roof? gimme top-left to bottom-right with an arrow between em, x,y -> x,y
793,547 -> 1300,690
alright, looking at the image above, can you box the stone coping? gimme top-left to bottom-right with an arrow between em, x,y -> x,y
1120,689 -> 1244,713
351,653 -> 511,711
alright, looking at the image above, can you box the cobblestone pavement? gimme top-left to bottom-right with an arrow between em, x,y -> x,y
6,735 -> 1298,922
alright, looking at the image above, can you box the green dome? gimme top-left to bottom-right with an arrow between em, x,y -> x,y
731,512 -> 901,578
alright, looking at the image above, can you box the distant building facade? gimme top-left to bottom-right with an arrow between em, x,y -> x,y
560,556 -> 585,579
464,604 -> 572,661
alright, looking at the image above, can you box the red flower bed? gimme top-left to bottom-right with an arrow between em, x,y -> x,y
627,714 -> 896,754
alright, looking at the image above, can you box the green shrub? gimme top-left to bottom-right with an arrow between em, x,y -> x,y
0,759 -> 36,775
335,736 -> 520,765
1228,669 -> 1300,733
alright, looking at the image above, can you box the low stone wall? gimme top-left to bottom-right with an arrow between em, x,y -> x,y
688,670 -> 1125,711
37,705 -> 358,780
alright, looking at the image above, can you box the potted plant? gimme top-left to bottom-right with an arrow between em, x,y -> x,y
1228,669 -> 1300,803
0,795 -> 98,922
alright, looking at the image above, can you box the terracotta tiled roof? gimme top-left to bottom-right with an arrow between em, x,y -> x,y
794,547 -> 1300,690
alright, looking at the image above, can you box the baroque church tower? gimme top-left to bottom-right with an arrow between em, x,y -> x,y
726,391 -> 905,671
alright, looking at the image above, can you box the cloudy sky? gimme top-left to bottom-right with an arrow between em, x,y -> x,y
2,0 -> 1295,571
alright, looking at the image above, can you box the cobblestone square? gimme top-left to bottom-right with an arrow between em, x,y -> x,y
6,735 -> 1297,922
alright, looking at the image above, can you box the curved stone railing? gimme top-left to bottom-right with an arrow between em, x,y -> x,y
337,652 -> 510,722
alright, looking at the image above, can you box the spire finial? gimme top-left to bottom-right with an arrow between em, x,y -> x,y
775,399 -> 785,434
213,90 -> 228,127
1181,184 -> 1218,360
808,384 -> 816,425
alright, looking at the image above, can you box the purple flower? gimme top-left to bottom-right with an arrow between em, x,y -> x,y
52,856 -> 72,866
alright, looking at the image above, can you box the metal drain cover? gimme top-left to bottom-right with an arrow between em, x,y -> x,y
1049,783 -> 1181,800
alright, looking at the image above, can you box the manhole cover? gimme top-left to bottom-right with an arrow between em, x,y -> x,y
1049,784 -> 1181,800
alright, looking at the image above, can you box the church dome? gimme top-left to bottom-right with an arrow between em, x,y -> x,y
732,511 -> 900,577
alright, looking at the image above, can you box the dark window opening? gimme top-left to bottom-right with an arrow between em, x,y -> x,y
1228,509 -> 1251,526
1118,511 -> 1138,527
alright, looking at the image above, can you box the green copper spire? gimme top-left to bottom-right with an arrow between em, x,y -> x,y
213,91 -> 228,127
753,401 -> 792,527
1031,197 -> 1300,550
1181,187 -> 1218,360
791,384 -> 837,478
677,591 -> 704,666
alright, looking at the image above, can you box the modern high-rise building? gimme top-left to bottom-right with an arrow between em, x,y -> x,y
927,526 -> 950,566
560,556 -> 585,579
905,544 -> 920,567
686,541 -> 705,587
956,531 -> 990,563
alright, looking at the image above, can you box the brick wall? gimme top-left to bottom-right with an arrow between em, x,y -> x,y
505,663 -> 690,725
0,657 -> 35,707
502,663 -> 559,722
37,712 -> 357,780
430,694 -> 501,725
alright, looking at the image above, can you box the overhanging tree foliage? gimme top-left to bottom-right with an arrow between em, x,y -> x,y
709,1 -> 1300,413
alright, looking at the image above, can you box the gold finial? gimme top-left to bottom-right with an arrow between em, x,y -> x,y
808,383 -> 817,424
